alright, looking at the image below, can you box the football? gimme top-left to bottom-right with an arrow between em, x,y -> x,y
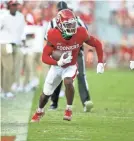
52,50 -> 68,61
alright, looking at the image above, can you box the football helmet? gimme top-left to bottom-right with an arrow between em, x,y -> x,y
56,9 -> 77,36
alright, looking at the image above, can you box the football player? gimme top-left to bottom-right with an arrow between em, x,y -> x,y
31,9 -> 104,122
45,1 -> 93,112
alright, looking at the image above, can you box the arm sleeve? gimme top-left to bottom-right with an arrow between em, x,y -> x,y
82,28 -> 103,63
85,35 -> 103,63
42,28 -> 58,65
46,29 -> 55,45
42,43 -> 57,65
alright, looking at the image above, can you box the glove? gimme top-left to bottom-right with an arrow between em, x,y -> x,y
97,63 -> 105,74
130,61 -> 134,70
57,52 -> 72,66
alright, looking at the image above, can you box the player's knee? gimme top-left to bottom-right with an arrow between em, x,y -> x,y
64,78 -> 73,88
43,82 -> 56,96
43,87 -> 53,96
41,92 -> 50,99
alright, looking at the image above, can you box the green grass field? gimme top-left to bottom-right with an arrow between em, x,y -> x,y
27,69 -> 134,141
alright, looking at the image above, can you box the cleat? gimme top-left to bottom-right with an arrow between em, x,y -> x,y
63,109 -> 72,121
31,111 -> 44,122
84,100 -> 93,112
49,104 -> 58,110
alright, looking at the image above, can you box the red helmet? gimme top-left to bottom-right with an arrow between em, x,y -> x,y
56,9 -> 77,36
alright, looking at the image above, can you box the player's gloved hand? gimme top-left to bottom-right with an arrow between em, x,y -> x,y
57,52 -> 72,67
97,63 -> 105,74
130,61 -> 134,70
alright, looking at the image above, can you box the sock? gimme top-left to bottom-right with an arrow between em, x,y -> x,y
66,105 -> 72,110
37,107 -> 44,113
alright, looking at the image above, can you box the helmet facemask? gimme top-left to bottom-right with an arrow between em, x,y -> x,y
56,9 -> 78,37
62,18 -> 77,36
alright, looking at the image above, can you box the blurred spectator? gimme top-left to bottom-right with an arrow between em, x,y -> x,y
0,0 -> 26,98
78,1 -> 94,24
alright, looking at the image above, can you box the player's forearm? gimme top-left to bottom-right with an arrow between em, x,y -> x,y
42,54 -> 57,65
42,44 -> 57,65
85,36 -> 103,63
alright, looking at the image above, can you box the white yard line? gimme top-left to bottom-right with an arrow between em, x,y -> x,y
1,92 -> 34,141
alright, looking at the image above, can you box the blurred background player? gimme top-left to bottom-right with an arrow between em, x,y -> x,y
31,9 -> 104,122
20,8 -> 45,92
15,6 -> 47,93
44,1 -> 93,112
0,0 -> 26,98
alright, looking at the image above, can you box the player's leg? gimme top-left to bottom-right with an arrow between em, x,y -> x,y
23,53 -> 33,92
62,65 -> 77,121
31,66 -> 62,122
50,81 -> 63,109
11,46 -> 23,91
1,44 -> 14,97
64,77 -> 74,105
77,50 -> 93,112
30,52 -> 40,89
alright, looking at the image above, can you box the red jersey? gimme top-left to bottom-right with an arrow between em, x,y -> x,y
42,26 -> 103,66
47,26 -> 89,66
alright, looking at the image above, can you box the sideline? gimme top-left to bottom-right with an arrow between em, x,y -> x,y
1,92 -> 34,141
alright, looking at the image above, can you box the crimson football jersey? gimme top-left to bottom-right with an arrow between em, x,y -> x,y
47,26 -> 89,67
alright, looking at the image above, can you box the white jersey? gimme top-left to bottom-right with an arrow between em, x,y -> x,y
22,15 -> 49,54
33,24 -> 46,53
22,25 -> 46,53
0,10 -> 26,44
